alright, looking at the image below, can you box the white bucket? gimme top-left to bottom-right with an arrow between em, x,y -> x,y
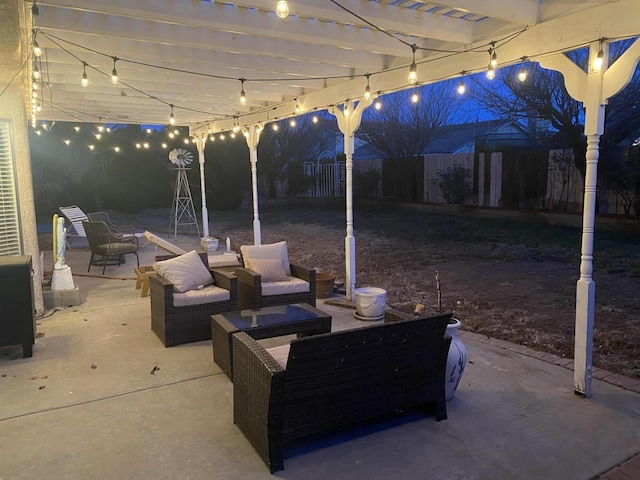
355,287 -> 387,318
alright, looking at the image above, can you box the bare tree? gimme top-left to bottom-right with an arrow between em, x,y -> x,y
356,82 -> 461,201
469,42 -> 640,182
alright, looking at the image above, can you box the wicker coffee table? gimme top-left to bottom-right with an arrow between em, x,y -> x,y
211,303 -> 332,380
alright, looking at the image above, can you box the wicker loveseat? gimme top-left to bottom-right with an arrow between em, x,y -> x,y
232,313 -> 452,472
149,251 -> 237,347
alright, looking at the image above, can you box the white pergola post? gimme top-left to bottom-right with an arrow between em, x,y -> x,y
330,98 -> 373,301
195,133 -> 210,240
245,124 -> 264,245
539,39 -> 640,397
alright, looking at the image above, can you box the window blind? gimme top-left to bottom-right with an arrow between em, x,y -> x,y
0,121 -> 22,256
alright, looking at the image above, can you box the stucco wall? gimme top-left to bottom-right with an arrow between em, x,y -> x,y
0,0 -> 44,314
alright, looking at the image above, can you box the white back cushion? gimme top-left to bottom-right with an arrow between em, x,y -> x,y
153,250 -> 213,293
240,241 -> 291,275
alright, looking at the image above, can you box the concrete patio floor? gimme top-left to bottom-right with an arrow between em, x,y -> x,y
1,236 -> 639,479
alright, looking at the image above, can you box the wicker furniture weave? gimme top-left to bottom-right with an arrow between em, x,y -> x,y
211,304 -> 331,380
232,312 -> 453,472
234,264 -> 316,310
149,253 -> 238,347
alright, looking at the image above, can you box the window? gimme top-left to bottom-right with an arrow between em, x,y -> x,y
0,121 -> 22,256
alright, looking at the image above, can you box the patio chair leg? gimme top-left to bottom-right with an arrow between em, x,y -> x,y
88,253 -> 94,272
102,256 -> 107,275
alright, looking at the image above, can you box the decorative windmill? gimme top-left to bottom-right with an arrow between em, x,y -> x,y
168,148 -> 200,239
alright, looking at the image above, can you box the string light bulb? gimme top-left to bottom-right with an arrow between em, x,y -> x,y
457,72 -> 466,95
593,39 -> 605,71
239,78 -> 246,105
411,91 -> 419,103
33,64 -> 40,79
81,62 -> 88,87
408,44 -> 418,84
295,99 -> 300,113
276,0 -> 289,19
111,57 -> 119,85
312,114 -> 318,123
32,29 -> 41,57
517,57 -> 528,82
169,104 -> 175,125
343,103 -> 350,117
486,63 -> 496,80
364,73 -> 371,100
490,45 -> 498,68
290,119 -> 296,127
374,97 -> 382,110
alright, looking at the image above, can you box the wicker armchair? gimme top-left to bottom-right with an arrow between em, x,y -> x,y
82,220 -> 139,275
87,211 -> 145,245
149,253 -> 238,347
234,241 -> 316,309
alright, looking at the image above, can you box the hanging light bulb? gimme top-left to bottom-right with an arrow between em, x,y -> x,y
32,29 -> 41,57
375,98 -> 382,110
486,63 -> 496,80
411,91 -> 419,103
456,75 -> 466,95
364,73 -> 371,100
290,119 -> 296,127
295,100 -> 300,113
81,62 -> 88,87
36,101 -> 41,113
517,57 -> 528,82
89,144 -> 95,151
490,47 -> 498,68
276,0 -> 289,18
232,117 -> 240,133
111,57 -> 119,85
33,64 -> 40,79
343,103 -> 349,117
64,139 -> 71,146
135,143 -> 142,149
219,133 -> 225,140
74,126 -> 80,132
97,124 -> 104,132
593,40 -> 605,71
113,146 -> 120,153
162,142 -> 168,148
312,114 -> 318,123
239,78 -> 246,105
457,74 -> 466,95
169,104 -> 175,125
408,45 -> 418,84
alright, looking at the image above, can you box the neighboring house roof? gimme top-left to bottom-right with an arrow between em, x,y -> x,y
353,119 -> 530,159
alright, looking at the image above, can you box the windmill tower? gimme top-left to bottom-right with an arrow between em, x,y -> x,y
168,148 -> 200,239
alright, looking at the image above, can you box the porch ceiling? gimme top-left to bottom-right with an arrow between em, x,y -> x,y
23,0 -> 640,134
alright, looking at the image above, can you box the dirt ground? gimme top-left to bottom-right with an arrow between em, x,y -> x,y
71,199 -> 640,379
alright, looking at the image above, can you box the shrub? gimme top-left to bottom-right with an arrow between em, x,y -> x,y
436,165 -> 472,204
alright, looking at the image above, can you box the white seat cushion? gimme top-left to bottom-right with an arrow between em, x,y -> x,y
266,344 -> 291,369
241,241 -> 291,275
153,250 -> 213,293
261,276 -> 309,296
172,285 -> 230,307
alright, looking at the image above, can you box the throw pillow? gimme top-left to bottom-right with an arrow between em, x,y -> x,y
153,250 -> 214,293
245,257 -> 290,282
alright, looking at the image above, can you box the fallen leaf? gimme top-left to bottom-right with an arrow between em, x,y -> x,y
150,366 -> 159,375
36,332 -> 45,338
41,375 -> 48,379
121,323 -> 127,326
39,385 -> 45,390
30,375 -> 38,380
91,364 -> 97,369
